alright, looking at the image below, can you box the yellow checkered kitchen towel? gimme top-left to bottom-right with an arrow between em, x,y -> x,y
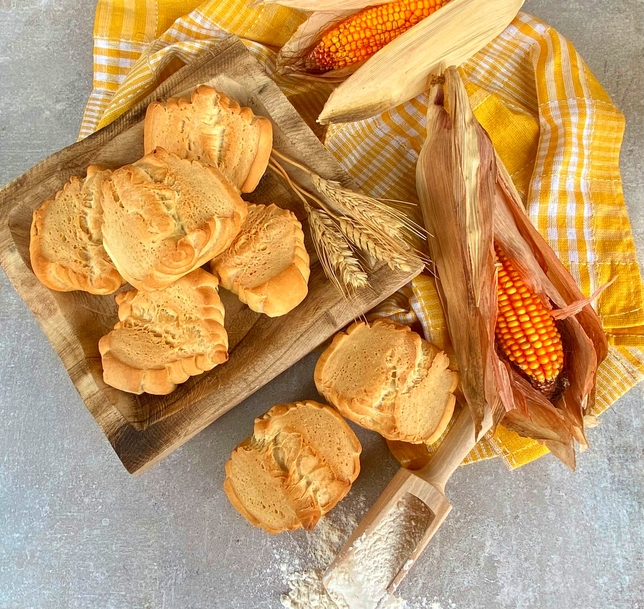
80,0 -> 644,469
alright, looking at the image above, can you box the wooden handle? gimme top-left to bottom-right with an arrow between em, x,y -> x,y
417,406 -> 490,492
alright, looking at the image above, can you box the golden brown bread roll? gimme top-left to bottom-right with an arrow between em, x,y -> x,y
224,400 -> 361,533
101,148 -> 247,291
314,319 -> 458,444
144,85 -> 273,193
210,203 -> 310,317
99,268 -> 228,395
29,166 -> 125,294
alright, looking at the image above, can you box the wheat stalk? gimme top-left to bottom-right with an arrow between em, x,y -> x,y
268,151 -> 424,295
270,150 -> 423,237
310,174 -> 426,241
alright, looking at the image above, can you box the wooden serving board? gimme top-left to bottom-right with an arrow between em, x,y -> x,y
0,38 -> 422,474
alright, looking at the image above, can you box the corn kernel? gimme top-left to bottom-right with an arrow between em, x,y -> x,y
305,0 -> 452,73
495,245 -> 564,393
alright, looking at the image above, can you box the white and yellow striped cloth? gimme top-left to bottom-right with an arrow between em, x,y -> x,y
81,0 -> 644,469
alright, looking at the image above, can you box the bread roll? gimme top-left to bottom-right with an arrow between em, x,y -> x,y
101,148 -> 247,291
210,203 -> 310,317
314,319 -> 458,444
224,401 -> 361,533
99,268 -> 228,395
144,85 -> 273,193
29,166 -> 125,294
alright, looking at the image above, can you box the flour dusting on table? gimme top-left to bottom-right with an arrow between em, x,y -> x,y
278,498 -> 364,608
324,493 -> 432,609
278,493 -> 433,609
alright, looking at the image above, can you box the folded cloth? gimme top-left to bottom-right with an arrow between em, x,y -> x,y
81,0 -> 644,469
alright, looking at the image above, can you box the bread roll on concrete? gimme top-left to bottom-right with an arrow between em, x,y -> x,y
314,319 -> 458,445
224,400 -> 361,533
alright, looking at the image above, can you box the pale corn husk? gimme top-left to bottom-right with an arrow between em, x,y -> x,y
275,0 -> 523,124
416,67 -> 608,469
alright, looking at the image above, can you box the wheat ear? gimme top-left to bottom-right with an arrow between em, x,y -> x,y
305,203 -> 369,294
336,217 -> 414,272
268,159 -> 368,294
310,174 -> 426,241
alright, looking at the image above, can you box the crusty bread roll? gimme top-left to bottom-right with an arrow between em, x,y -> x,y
29,166 -> 125,294
98,268 -> 228,395
144,85 -> 273,193
101,148 -> 247,291
210,203 -> 310,317
314,319 -> 458,445
224,400 -> 361,533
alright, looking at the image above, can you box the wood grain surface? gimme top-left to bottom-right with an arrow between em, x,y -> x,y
0,37 -> 422,474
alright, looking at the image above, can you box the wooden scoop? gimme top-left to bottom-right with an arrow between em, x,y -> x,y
322,406 -> 492,605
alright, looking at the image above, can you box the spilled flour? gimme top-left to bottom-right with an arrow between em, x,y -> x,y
281,570 -> 339,609
324,494 -> 432,609
278,499 -> 365,609
278,494 -> 432,609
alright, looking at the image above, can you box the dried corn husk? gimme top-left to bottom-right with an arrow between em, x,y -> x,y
416,67 -> 608,469
494,160 -> 607,460
275,0 -> 523,123
416,69 -> 509,439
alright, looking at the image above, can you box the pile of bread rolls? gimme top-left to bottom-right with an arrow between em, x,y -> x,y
28,85 -> 460,534
224,319 -> 459,533
30,85 -> 310,395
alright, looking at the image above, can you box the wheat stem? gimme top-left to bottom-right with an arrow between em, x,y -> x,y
268,159 -> 329,211
270,149 -> 314,176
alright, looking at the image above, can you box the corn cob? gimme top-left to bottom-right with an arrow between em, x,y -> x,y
305,0 -> 451,73
495,245 -> 565,394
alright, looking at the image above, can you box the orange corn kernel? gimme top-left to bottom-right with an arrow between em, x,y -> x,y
305,0 -> 451,73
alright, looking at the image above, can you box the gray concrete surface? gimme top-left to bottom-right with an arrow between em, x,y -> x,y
0,1 -> 642,608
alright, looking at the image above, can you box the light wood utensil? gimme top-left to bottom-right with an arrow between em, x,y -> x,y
323,405 -> 492,600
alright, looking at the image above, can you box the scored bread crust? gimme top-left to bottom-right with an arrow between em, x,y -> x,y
144,85 -> 273,193
224,400 -> 361,534
29,166 -> 125,294
210,203 -> 310,317
314,319 -> 458,445
98,268 -> 228,395
101,148 -> 247,292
